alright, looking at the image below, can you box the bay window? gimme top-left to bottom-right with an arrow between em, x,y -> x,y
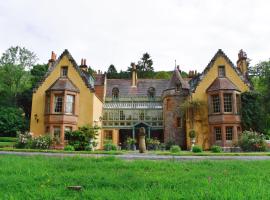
54,95 -> 63,113
65,95 -> 75,114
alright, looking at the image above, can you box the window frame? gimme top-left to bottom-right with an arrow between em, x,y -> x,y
212,94 -> 220,113
65,94 -> 75,114
61,66 -> 68,77
226,127 -> 233,141
214,127 -> 222,141
218,65 -> 225,77
224,93 -> 233,113
54,95 -> 63,113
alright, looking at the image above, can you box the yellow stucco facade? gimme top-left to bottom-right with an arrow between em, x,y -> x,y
30,51 -> 103,149
186,54 -> 250,149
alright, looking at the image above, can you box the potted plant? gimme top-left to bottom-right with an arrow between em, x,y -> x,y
189,129 -> 196,151
126,137 -> 136,151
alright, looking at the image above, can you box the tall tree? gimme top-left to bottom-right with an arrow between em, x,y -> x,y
107,64 -> 118,79
0,46 -> 37,69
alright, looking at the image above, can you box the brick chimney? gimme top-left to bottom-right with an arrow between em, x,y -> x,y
237,49 -> 249,78
80,58 -> 88,71
131,62 -> 137,87
48,51 -> 56,69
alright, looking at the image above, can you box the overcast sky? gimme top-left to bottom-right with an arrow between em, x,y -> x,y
0,0 -> 269,73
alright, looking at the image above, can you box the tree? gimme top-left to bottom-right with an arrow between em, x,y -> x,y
0,107 -> 27,137
30,64 -> 48,86
0,46 -> 37,69
107,64 -> 118,79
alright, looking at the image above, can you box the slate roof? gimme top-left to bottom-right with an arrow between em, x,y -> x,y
94,74 -> 105,86
207,77 -> 240,92
106,79 -> 170,97
167,68 -> 190,90
189,49 -> 249,92
34,49 -> 94,92
46,77 -> 80,92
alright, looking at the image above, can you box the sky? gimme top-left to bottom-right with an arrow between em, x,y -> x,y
0,0 -> 270,73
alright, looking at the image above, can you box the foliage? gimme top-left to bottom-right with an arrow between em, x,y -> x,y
64,145 -> 75,151
192,145 -> 203,153
0,46 -> 37,69
165,140 -> 175,150
0,107 -> 27,137
15,132 -> 33,148
0,137 -> 17,142
241,91 -> 265,133
146,138 -> 160,150
65,125 -> 99,151
211,145 -> 223,153
31,135 -> 52,149
30,64 -> 48,86
170,145 -> 181,153
107,64 -> 118,78
103,140 -> 117,151
154,71 -> 171,79
189,129 -> 196,138
238,130 -> 267,152
126,137 -> 136,145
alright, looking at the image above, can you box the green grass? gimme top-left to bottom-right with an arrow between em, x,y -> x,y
0,155 -> 270,199
0,142 -> 15,148
0,137 -> 17,142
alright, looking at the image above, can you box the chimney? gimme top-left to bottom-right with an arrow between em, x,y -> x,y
131,62 -> 137,87
80,58 -> 88,71
237,49 -> 249,78
48,51 -> 56,69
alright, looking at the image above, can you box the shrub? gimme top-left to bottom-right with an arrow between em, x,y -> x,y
170,145 -> 181,153
65,125 -> 99,151
31,135 -> 52,149
15,132 -> 32,148
64,145 -> 75,151
238,130 -> 267,152
104,140 -> 117,151
165,140 -> 175,150
211,145 -> 222,153
146,138 -> 160,150
192,145 -> 203,153
126,137 -> 136,150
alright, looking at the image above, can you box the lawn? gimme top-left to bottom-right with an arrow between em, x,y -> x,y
0,156 -> 270,199
0,137 -> 16,148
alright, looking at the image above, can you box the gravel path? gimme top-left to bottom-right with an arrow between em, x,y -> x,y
1,151 -> 270,161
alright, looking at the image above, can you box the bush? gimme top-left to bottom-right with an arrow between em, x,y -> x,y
65,125 -> 99,151
211,145 -> 222,153
170,145 -> 181,153
238,130 -> 267,152
64,145 -> 75,151
146,138 -> 160,150
15,132 -> 32,148
165,140 -> 175,150
104,140 -> 117,151
192,145 -> 203,153
31,135 -> 52,149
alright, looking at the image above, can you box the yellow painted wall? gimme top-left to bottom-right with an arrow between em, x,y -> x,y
92,95 -> 103,149
186,56 -> 249,149
30,55 -> 101,137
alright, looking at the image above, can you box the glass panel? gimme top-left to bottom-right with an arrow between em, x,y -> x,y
226,127 -> 233,140
61,67 -> 68,77
224,94 -> 232,112
218,66 -> 225,77
53,126 -> 61,138
54,96 -> 63,113
215,127 -> 222,141
212,95 -> 220,113
65,95 -> 74,114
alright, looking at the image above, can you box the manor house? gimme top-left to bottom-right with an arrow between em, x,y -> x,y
30,49 -> 251,149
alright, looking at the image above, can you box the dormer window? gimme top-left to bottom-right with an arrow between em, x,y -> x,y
112,87 -> 119,100
147,87 -> 155,99
61,66 -> 68,77
176,83 -> 181,91
218,66 -> 225,77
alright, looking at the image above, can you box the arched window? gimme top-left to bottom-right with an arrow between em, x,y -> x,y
147,87 -> 155,99
112,87 -> 119,100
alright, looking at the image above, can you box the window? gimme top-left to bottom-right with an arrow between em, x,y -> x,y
218,66 -> 225,77
176,117 -> 182,128
112,87 -> 119,100
53,126 -> 61,138
212,95 -> 220,113
54,95 -> 63,113
226,127 -> 233,140
139,110 -> 144,120
61,66 -> 68,77
176,83 -> 181,91
104,131 -> 113,140
65,95 -> 75,114
147,87 -> 155,99
120,110 -> 125,120
103,112 -> 108,120
64,126 -> 72,133
236,94 -> 241,114
224,94 -> 232,112
215,127 -> 222,141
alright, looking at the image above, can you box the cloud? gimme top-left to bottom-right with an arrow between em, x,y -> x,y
0,0 -> 269,72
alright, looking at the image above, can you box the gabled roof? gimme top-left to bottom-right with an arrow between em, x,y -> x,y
106,79 -> 169,97
167,68 -> 190,90
46,77 -> 80,92
207,77 -> 240,92
189,49 -> 248,92
34,49 -> 94,92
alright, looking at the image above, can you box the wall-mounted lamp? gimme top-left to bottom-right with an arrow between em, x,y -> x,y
34,114 -> 39,123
